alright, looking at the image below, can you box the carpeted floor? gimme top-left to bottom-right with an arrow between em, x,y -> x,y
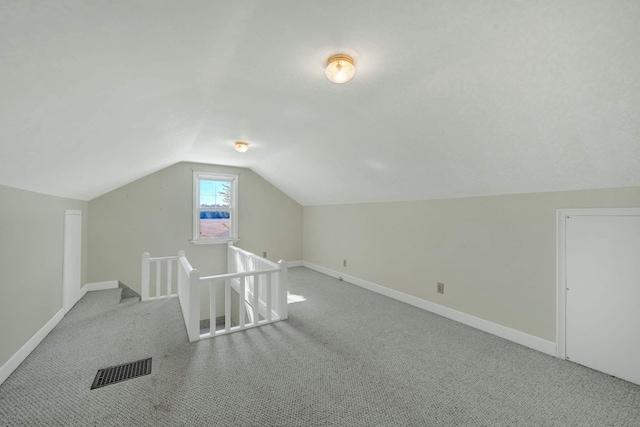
1,267 -> 640,426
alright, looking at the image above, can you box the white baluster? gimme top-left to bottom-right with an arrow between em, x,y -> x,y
253,273 -> 259,325
167,260 -> 172,296
209,279 -> 216,335
278,260 -> 288,320
156,260 -> 161,298
225,280 -> 231,332
266,273 -> 272,322
239,276 -> 246,328
141,252 -> 150,301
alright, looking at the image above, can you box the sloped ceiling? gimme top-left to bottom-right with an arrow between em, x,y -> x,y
1,1 -> 639,206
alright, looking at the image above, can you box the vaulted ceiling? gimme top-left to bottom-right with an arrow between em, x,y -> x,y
1,1 -> 639,206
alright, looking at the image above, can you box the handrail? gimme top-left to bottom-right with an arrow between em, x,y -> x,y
148,255 -> 178,261
200,268 -> 280,281
228,245 -> 279,269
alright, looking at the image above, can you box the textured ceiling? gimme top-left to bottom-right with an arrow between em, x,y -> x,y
1,1 -> 639,205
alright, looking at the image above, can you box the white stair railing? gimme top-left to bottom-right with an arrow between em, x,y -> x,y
141,245 -> 287,342
199,243 -> 287,339
227,243 -> 288,322
141,252 -> 179,301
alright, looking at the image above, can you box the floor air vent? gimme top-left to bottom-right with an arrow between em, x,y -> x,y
91,358 -> 152,389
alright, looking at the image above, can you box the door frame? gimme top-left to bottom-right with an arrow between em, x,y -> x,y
556,208 -> 640,359
63,209 -> 82,313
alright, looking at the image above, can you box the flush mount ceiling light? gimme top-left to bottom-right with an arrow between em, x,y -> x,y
325,54 -> 355,84
234,141 -> 249,153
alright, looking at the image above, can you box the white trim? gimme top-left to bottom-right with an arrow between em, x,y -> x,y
79,284 -> 89,300
556,208 -> 640,217
0,309 -> 64,385
200,318 -> 281,340
302,261 -> 557,356
85,280 -> 119,292
556,210 -> 568,359
190,238 -> 240,246
62,210 -> 82,313
286,260 -> 303,268
193,171 -> 238,243
1,279 -> 120,386
78,280 -> 119,302
148,294 -> 178,301
556,208 -> 640,360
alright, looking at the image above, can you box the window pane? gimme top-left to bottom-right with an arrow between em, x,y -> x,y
200,180 -> 231,208
199,211 -> 231,238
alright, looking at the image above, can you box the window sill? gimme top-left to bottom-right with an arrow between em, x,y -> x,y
190,238 -> 240,246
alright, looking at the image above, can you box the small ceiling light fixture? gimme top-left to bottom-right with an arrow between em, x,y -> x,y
325,54 -> 355,84
234,141 -> 249,153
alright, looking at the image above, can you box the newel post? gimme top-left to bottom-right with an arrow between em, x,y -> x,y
187,268 -> 201,342
277,260 -> 288,320
141,252 -> 150,301
227,241 -> 234,273
177,250 -> 186,294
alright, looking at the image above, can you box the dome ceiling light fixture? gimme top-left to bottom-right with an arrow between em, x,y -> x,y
234,141 -> 249,153
325,54 -> 355,84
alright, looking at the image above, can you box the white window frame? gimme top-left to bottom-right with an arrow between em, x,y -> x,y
191,171 -> 238,245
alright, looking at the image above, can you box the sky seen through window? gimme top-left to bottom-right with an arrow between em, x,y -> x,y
200,180 -> 230,207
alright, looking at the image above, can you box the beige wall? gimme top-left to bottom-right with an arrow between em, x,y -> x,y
88,162 -> 303,293
303,187 -> 640,342
0,184 -> 88,367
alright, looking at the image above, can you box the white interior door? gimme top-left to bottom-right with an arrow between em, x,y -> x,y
565,214 -> 640,385
63,210 -> 82,313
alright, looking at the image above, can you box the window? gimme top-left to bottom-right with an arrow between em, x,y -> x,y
192,172 -> 238,244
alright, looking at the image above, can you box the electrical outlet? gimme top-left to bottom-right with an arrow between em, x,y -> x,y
437,282 -> 445,294
263,251 -> 267,258
343,259 -> 347,267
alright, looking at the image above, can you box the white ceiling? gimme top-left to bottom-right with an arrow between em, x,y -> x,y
1,1 -> 639,206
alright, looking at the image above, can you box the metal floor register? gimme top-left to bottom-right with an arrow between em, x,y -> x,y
91,358 -> 152,389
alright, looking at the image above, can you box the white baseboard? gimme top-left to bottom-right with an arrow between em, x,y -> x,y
302,261 -> 557,356
286,260 -> 303,268
78,280 -> 118,302
79,284 -> 88,301
1,280 -> 120,386
0,309 -> 64,386
78,280 -> 119,302
86,280 -> 119,292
